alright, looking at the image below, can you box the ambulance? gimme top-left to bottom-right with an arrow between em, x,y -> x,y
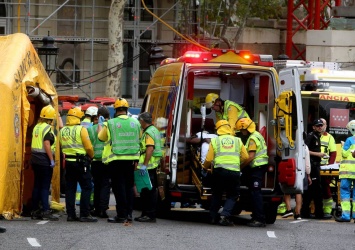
275,61 -> 355,161
141,49 -> 306,224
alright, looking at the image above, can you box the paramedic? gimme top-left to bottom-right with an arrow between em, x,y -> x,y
205,93 -> 249,134
203,120 -> 248,226
236,118 -> 268,227
98,98 -> 140,224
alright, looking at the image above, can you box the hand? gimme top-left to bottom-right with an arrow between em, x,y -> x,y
201,169 -> 208,177
140,165 -> 148,176
98,116 -> 105,126
50,160 -> 55,168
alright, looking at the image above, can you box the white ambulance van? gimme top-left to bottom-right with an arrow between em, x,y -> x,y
140,49 -> 305,224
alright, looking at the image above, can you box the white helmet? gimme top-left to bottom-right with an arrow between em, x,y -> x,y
346,120 -> 355,136
85,106 -> 98,116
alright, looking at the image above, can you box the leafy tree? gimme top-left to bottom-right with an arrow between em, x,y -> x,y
181,0 -> 284,48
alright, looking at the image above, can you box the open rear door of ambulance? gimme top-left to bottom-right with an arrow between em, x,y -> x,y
274,67 -> 306,194
169,64 -> 186,186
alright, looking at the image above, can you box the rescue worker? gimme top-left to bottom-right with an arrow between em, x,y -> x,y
81,106 -> 98,128
205,93 -> 249,134
88,106 -> 111,218
335,120 -> 355,222
236,118 -> 268,227
30,105 -> 58,221
135,112 -> 163,223
320,118 -> 336,217
59,107 -> 97,222
98,98 -> 140,224
301,119 -> 332,220
203,120 -> 248,226
77,106 -> 98,206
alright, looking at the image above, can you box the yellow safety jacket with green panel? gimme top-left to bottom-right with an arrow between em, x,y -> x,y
31,123 -> 52,153
138,125 -> 163,170
211,135 -> 242,172
60,125 -> 86,161
216,100 -> 249,121
101,116 -> 140,164
340,143 -> 355,179
246,131 -> 268,168
88,124 -> 105,160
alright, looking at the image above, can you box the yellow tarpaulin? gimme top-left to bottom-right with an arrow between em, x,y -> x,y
0,33 -> 60,219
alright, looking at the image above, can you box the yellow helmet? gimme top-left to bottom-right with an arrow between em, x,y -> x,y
68,107 -> 84,119
215,120 -> 230,130
205,93 -> 219,109
236,118 -> 255,133
40,105 -> 56,120
114,98 -> 129,109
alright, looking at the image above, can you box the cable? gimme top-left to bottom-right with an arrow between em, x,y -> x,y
141,0 -> 210,52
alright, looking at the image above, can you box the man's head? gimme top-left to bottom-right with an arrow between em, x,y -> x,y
138,112 -> 153,128
346,120 -> 355,136
320,118 -> 327,133
40,105 -> 56,124
85,106 -> 98,123
235,117 -> 255,135
67,107 -> 84,125
312,119 -> 324,134
114,98 -> 129,115
98,106 -> 110,119
215,120 -> 232,135
205,93 -> 223,112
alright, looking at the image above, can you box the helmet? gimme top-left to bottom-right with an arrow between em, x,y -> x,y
205,93 -> 219,109
85,106 -> 98,116
215,120 -> 230,130
114,98 -> 129,109
68,107 -> 84,119
40,105 -> 56,120
347,120 -> 355,136
236,118 -> 255,133
215,120 -> 232,135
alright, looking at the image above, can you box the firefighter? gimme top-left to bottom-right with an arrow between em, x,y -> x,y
203,120 -> 248,226
81,106 -> 98,128
135,112 -> 163,223
59,107 -> 97,222
320,118 -> 336,217
205,93 -> 249,134
98,98 -> 140,224
30,105 -> 58,221
336,120 -> 355,222
88,106 -> 111,218
236,118 -> 268,227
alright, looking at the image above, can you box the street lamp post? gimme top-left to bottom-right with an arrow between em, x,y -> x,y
37,32 -> 59,75
148,46 -> 166,77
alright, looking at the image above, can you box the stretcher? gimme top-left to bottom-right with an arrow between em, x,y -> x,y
320,163 -> 341,217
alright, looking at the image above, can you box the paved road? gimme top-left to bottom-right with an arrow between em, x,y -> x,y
1,203 -> 354,250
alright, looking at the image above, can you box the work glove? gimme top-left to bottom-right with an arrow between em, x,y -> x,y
140,165 -> 148,176
201,169 -> 208,177
98,116 -> 105,126
50,160 -> 55,168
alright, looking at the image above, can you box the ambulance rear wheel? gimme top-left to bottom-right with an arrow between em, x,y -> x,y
264,203 -> 278,224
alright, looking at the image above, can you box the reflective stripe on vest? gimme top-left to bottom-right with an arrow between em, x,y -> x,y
60,125 -> 86,157
211,135 -> 241,172
88,124 -> 105,159
222,100 -> 249,120
246,131 -> 268,168
138,125 -> 162,170
107,116 -> 140,156
340,144 -> 355,179
31,123 -> 51,153
321,134 -> 331,165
